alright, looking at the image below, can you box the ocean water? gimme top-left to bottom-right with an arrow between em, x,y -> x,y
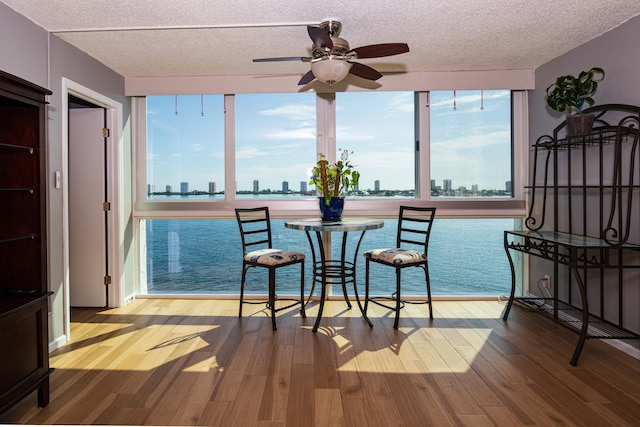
145,216 -> 517,297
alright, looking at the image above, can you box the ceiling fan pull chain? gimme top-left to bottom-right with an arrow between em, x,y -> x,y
480,90 -> 484,110
201,94 -> 204,116
174,95 -> 179,116
453,90 -> 457,111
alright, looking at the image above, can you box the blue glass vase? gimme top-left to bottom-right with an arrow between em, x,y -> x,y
319,196 -> 344,221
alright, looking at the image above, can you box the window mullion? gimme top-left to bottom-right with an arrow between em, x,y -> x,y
224,94 -> 236,200
417,91 -> 431,200
316,92 -> 336,162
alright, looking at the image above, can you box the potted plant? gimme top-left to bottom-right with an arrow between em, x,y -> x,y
309,149 -> 360,221
545,66 -> 605,136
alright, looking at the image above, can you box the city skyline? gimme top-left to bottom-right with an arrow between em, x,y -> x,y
149,177 -> 513,196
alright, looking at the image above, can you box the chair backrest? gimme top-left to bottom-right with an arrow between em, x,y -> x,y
396,206 -> 436,253
235,207 -> 273,255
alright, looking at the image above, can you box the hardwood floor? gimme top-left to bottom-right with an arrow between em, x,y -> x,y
1,298 -> 639,426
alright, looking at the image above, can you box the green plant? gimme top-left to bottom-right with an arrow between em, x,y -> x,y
545,67 -> 605,114
310,149 -> 360,206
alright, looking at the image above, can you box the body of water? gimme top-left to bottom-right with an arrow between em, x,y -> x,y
144,216 -> 517,297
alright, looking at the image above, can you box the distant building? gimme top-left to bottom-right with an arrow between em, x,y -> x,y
300,181 -> 307,194
505,180 -> 512,193
209,181 -> 216,194
147,184 -> 155,194
282,181 -> 289,193
472,184 -> 478,192
253,180 -> 259,194
374,180 -> 380,192
166,185 -> 172,193
430,179 -> 436,190
180,182 -> 189,194
443,179 -> 452,192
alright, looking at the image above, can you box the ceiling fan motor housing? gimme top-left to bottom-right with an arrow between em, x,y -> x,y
313,36 -> 350,58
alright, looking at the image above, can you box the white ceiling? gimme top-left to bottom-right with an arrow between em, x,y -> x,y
3,0 -> 640,79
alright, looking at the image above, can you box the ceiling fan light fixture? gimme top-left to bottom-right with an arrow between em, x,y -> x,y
311,57 -> 352,85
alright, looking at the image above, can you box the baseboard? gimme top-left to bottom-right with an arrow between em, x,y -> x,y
49,334 -> 67,353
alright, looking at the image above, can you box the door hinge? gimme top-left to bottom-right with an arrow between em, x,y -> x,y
104,275 -> 112,286
103,202 -> 111,211
102,128 -> 110,138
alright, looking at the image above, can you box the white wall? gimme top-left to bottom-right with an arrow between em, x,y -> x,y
0,2 -> 134,346
530,15 -> 640,136
0,3 -> 48,87
529,15 -> 640,334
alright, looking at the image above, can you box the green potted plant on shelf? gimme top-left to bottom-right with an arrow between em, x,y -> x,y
309,149 -> 360,221
545,66 -> 605,136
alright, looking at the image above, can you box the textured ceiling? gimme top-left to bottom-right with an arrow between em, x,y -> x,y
2,0 -> 640,78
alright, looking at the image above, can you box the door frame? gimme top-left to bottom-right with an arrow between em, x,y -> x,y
61,78 -> 124,340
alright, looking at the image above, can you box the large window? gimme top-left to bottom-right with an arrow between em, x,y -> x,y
138,90 -> 523,297
430,90 -> 512,197
235,93 -> 316,197
336,92 -> 416,196
143,218 -> 516,296
146,95 -> 224,199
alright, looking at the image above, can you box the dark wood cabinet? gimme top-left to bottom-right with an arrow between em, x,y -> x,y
0,70 -> 53,414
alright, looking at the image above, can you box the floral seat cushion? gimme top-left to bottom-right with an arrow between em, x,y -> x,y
245,248 -> 305,266
363,248 -> 427,265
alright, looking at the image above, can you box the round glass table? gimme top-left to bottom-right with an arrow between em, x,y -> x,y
284,217 -> 384,332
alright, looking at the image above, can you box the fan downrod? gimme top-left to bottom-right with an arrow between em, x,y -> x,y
320,20 -> 342,37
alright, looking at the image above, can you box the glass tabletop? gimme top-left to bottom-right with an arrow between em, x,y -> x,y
284,217 -> 384,232
505,229 -> 639,249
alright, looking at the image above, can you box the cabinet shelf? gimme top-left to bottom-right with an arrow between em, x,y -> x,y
0,234 -> 39,244
0,188 -> 36,192
0,142 -> 37,153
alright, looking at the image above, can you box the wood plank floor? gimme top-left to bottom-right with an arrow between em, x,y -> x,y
1,298 -> 639,426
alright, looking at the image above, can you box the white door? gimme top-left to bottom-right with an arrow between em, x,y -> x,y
69,108 -> 107,307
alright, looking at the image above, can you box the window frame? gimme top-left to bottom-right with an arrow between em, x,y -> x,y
133,90 -> 527,219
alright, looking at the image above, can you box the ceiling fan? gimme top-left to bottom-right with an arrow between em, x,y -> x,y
253,20 -> 409,86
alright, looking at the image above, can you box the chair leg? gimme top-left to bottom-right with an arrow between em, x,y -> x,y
239,263 -> 248,318
394,268 -> 401,329
300,262 -> 306,318
364,258 -> 370,316
269,268 -> 277,331
425,264 -> 433,319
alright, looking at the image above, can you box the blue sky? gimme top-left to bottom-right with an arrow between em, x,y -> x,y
146,90 -> 511,193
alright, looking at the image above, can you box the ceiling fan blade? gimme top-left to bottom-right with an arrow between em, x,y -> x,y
348,62 -> 383,81
298,70 -> 316,85
253,56 -> 312,62
348,43 -> 409,59
307,25 -> 333,49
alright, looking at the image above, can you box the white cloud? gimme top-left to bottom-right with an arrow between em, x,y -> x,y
236,145 -> 270,159
264,127 -> 316,141
259,104 -> 315,121
387,92 -> 414,114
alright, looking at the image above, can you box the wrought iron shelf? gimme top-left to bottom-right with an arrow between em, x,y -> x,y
514,298 -> 640,340
503,104 -> 640,366
533,126 -> 638,151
